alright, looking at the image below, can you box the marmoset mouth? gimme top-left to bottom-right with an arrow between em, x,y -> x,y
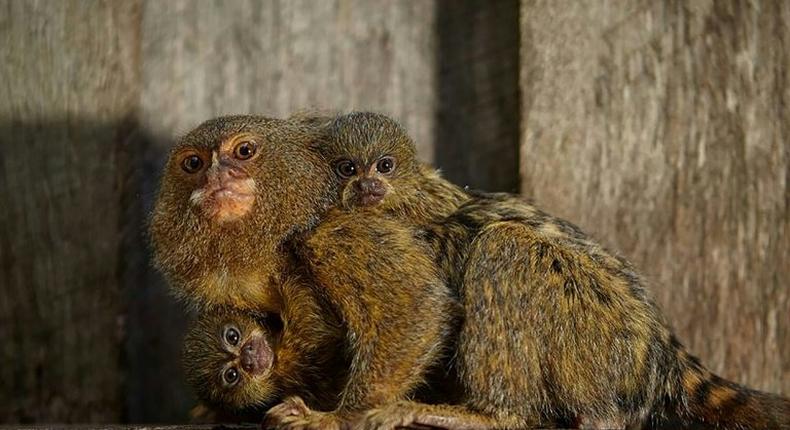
192,176 -> 257,223
357,192 -> 385,206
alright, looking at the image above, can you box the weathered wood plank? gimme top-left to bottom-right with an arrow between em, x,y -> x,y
435,0 -> 521,192
0,0 -> 141,423
520,0 -> 789,395
140,0 -> 437,159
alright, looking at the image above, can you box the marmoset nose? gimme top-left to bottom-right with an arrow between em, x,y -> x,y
206,160 -> 248,186
218,161 -> 248,181
356,178 -> 386,196
240,343 -> 258,373
239,336 -> 272,375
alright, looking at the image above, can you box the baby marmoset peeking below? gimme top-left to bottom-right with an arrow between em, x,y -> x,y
183,277 -> 345,417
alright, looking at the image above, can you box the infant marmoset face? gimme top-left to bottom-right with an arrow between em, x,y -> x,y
183,309 -> 279,410
321,112 -> 422,211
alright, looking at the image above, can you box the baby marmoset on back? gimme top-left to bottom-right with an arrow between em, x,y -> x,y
163,112 -> 789,429
296,112 -> 790,430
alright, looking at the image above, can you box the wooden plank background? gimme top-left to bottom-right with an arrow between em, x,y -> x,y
0,0 -> 141,422
435,0 -> 521,192
0,0 -> 786,424
521,0 -> 789,395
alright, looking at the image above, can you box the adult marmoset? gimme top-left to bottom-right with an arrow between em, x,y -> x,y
280,111 -> 789,430
150,115 -> 335,313
152,114 -> 465,428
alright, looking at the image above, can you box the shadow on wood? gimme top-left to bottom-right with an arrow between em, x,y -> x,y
0,119 -> 193,423
434,0 -> 521,193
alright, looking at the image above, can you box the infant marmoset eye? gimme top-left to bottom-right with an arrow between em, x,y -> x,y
376,156 -> 396,174
335,160 -> 357,178
223,367 -> 240,386
182,155 -> 203,173
234,140 -> 257,160
224,326 -> 240,346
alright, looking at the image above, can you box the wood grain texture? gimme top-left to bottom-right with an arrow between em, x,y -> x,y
520,0 -> 789,395
140,0 -> 437,159
435,0 -> 521,192
0,0 -> 141,422
8,0 -> 785,425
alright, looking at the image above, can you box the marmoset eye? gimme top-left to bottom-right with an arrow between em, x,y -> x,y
224,327 -> 240,346
335,160 -> 357,178
376,157 -> 396,174
223,367 -> 240,386
182,155 -> 203,173
234,140 -> 256,160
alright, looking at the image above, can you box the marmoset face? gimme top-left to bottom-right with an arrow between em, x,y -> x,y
183,310 -> 279,409
320,112 -> 421,212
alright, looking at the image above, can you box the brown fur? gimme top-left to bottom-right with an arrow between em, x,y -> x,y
160,112 -> 789,429
305,112 -> 790,430
183,275 -> 346,417
150,114 -> 335,313
265,211 -> 461,429
181,213 -> 461,428
152,114 -> 466,426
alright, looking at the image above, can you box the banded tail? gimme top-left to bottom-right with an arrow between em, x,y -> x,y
670,339 -> 789,429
